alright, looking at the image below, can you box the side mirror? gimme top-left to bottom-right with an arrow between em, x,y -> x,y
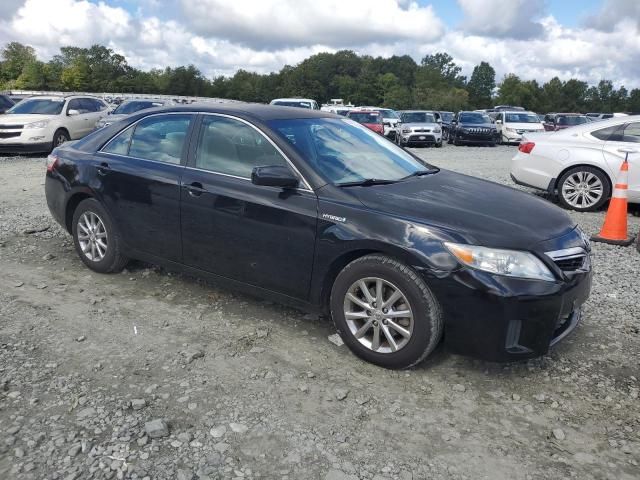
451,120 -> 457,125
251,165 -> 299,189
495,119 -> 502,124
68,109 -> 80,116
436,119 -> 442,123
383,121 -> 391,126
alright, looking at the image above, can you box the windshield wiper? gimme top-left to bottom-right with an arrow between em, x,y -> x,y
401,169 -> 439,180
338,178 -> 399,187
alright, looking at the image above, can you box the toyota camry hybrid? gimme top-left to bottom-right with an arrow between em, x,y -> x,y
45,104 -> 592,369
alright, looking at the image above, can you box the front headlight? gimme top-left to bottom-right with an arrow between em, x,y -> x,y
505,127 -> 515,132
444,242 -> 555,281
24,120 -> 49,129
433,127 -> 441,133
402,129 -> 411,133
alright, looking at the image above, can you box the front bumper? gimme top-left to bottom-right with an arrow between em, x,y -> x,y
0,141 -> 53,153
430,263 -> 592,362
0,127 -> 53,153
456,132 -> 496,144
400,132 -> 442,146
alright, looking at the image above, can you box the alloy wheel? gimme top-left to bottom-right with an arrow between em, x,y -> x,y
77,211 -> 108,262
343,277 -> 414,353
561,171 -> 604,209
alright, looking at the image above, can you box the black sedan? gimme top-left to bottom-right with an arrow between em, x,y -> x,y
45,104 -> 592,368
449,111 -> 499,146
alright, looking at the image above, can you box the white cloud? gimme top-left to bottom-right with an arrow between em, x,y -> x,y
457,0 -> 546,39
584,0 -> 640,32
0,0 -> 640,89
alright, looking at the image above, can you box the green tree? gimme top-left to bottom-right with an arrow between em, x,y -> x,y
15,60 -> 47,89
1,42 -> 37,83
467,61 -> 495,109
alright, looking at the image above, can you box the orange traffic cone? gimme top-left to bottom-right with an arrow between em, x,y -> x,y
591,156 -> 635,246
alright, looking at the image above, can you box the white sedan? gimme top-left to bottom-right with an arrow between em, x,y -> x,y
510,116 -> 640,211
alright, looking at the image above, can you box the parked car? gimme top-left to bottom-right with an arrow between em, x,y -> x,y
397,110 -> 442,147
448,111 -> 498,146
0,94 -> 15,113
95,99 -> 174,129
494,105 -> 525,112
586,112 -> 628,121
270,98 -> 319,110
356,107 -> 400,141
346,110 -> 384,135
543,113 -> 589,131
511,115 -> 640,211
45,104 -> 592,368
494,110 -> 544,144
436,111 -> 454,141
0,95 -> 108,153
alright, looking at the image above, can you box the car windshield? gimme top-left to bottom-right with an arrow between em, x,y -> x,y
7,98 -> 65,115
557,116 -> 588,126
273,101 -> 312,109
377,109 -> 399,119
113,101 -> 163,115
459,113 -> 490,124
402,112 -> 436,123
268,118 -> 435,185
348,112 -> 381,124
505,113 -> 540,123
440,112 -> 453,122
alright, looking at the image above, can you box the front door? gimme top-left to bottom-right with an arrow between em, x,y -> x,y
180,114 -> 318,300
601,121 -> 640,202
96,113 -> 194,262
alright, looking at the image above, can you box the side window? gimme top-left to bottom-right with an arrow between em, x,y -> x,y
621,123 -> 640,143
195,116 -> 288,178
79,99 -> 98,112
67,99 -> 84,114
102,126 -> 134,155
128,114 -> 191,164
592,125 -> 622,141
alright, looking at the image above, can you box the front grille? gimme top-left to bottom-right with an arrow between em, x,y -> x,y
545,247 -> 588,273
466,127 -> 491,134
0,132 -> 20,139
413,128 -> 431,133
0,124 -> 23,129
409,134 -> 435,142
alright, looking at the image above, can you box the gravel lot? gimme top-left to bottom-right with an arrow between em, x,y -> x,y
0,145 -> 639,480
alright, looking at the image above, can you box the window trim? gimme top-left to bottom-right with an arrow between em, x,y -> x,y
191,112 -> 313,192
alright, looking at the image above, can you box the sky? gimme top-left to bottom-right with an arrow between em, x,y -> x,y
0,0 -> 639,88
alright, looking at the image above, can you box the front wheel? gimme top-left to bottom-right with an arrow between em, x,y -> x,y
72,198 -> 129,273
557,166 -> 611,212
435,141 -> 443,148
52,129 -> 70,150
330,255 -> 443,369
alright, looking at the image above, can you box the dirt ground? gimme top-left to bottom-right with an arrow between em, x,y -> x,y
0,145 -> 639,480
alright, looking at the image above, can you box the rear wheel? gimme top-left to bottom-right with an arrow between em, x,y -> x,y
557,166 -> 610,212
72,198 -> 129,273
330,254 -> 442,369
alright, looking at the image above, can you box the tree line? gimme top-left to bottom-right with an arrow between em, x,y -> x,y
1,41 -> 639,113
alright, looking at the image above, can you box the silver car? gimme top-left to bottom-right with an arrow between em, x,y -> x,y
95,99 -> 175,129
397,110 -> 443,148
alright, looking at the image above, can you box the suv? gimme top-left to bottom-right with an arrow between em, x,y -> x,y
95,99 -> 175,129
543,113 -> 589,131
448,111 -> 498,146
397,110 -> 442,147
0,95 -> 108,153
0,94 -> 15,114
494,110 -> 544,144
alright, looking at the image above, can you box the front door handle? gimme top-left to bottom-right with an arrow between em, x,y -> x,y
185,181 -> 206,197
96,162 -> 110,176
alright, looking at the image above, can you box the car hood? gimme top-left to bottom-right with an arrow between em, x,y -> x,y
0,114 -> 56,124
401,122 -> 440,129
349,169 -> 576,249
505,123 -> 544,130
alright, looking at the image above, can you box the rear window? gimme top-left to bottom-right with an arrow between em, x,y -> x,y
272,101 -> 312,109
557,116 -> 588,126
348,112 -> 382,124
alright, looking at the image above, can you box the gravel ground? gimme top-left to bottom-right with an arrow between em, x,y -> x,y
0,145 -> 639,480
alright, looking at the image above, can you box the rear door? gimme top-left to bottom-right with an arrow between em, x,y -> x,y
601,122 -> 640,201
180,113 -> 318,299
96,113 -> 195,262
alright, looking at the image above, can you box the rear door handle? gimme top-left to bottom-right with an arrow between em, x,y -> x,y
96,162 -> 110,176
184,181 -> 206,197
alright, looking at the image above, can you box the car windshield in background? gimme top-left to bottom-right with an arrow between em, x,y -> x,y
505,113 -> 540,123
273,101 -> 312,109
440,112 -> 453,122
402,112 -> 436,123
558,116 -> 588,126
378,109 -> 399,119
269,118 -> 434,185
348,112 -> 381,123
7,98 -> 65,115
113,101 -> 163,115
459,113 -> 490,123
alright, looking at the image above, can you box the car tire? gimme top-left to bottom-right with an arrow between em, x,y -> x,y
453,134 -> 461,146
435,141 -> 442,148
72,198 -> 129,273
447,132 -> 453,144
52,129 -> 70,149
557,166 -> 611,212
330,254 -> 443,369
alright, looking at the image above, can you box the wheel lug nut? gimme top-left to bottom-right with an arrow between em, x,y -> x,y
382,308 -> 388,313
372,302 -> 376,308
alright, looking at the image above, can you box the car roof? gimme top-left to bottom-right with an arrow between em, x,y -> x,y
270,98 -> 316,102
348,109 -> 380,114
551,114 -> 640,135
